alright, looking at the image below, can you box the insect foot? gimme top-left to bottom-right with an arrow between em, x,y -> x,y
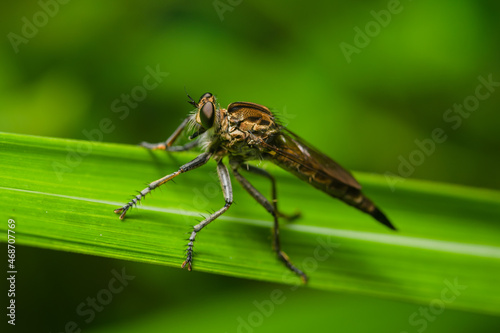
181,230 -> 196,271
114,187 -> 154,219
277,210 -> 301,222
278,251 -> 309,284
113,206 -> 130,220
181,257 -> 192,271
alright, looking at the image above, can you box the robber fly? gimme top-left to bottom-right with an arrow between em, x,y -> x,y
114,92 -> 396,283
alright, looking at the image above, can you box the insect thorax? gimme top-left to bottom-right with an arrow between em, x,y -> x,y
212,107 -> 280,160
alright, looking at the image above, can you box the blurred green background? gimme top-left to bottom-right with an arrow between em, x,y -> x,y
1,0 -> 499,332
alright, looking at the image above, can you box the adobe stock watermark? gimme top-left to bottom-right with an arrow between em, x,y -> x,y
385,74 -> 499,191
231,236 -> 340,333
340,0 -> 408,64
400,277 -> 467,333
213,0 -> 243,21
7,0 -> 72,54
50,267 -> 135,333
52,64 -> 169,181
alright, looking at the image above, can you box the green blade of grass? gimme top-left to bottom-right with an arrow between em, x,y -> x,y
1,132 -> 499,315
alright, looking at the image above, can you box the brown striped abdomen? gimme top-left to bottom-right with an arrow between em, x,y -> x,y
268,150 -> 395,230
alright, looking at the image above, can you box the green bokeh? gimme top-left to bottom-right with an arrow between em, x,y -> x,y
1,1 -> 499,332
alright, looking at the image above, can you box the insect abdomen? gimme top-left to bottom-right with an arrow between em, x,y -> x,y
270,153 -> 395,230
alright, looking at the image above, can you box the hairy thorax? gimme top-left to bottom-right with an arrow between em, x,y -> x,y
211,106 -> 280,161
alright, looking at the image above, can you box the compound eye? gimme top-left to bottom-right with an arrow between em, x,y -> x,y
199,92 -> 213,102
199,102 -> 215,129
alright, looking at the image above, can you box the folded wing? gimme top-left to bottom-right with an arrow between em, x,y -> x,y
262,129 -> 395,230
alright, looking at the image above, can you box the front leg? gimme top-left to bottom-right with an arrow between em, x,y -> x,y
114,152 -> 211,219
139,116 -> 194,151
182,160 -> 233,271
140,139 -> 199,152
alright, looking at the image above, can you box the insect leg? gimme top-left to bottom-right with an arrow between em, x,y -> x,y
182,160 -> 233,271
231,162 -> 308,283
140,116 -> 193,150
141,139 -> 199,152
114,152 -> 211,219
240,163 -> 300,221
